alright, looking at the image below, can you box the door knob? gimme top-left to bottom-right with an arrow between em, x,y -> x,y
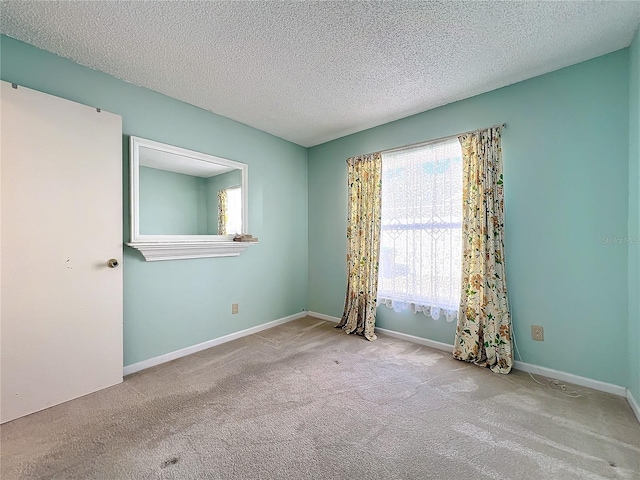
107,259 -> 119,268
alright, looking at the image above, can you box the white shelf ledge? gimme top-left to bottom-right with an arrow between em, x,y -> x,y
127,241 -> 255,261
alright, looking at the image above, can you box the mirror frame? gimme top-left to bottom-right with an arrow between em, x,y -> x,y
127,136 -> 253,261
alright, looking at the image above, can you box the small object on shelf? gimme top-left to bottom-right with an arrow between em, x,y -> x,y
233,233 -> 258,242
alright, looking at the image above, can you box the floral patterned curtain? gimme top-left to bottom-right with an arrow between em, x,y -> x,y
337,153 -> 382,341
217,189 -> 228,235
453,126 -> 513,373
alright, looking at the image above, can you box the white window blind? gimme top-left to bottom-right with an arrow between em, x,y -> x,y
378,137 -> 463,321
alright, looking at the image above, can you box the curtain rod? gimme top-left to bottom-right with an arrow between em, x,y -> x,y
378,123 -> 506,156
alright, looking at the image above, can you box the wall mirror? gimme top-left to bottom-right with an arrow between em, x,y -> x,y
127,136 -> 254,261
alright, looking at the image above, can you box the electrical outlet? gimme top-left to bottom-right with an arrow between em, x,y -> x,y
531,325 -> 544,341
232,303 -> 239,315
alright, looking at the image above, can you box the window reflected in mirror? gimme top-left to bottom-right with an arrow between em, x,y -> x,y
218,185 -> 242,235
137,145 -> 243,236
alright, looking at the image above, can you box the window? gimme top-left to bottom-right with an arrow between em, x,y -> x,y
378,138 -> 463,320
224,186 -> 242,235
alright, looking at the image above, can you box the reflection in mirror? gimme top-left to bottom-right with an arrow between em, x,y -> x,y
217,185 -> 242,235
128,136 -> 252,260
138,147 -> 242,236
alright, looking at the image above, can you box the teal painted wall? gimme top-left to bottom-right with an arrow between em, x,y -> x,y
0,36 -> 309,366
2,34 -> 637,391
139,167 -> 207,235
308,51 -> 630,387
629,29 -> 640,403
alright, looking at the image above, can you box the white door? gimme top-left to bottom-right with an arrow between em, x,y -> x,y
1,81 -> 123,423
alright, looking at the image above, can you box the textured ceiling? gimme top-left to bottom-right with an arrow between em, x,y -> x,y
2,1 -> 640,147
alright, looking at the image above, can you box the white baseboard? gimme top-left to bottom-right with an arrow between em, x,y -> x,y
123,311 -> 308,376
512,360 -> 627,397
306,311 -> 629,399
306,311 -> 340,323
627,389 -> 640,423
374,327 -> 454,353
307,311 -> 453,352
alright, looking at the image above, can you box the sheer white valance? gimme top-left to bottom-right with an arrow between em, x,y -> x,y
377,137 -> 463,321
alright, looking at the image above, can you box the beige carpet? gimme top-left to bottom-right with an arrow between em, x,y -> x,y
1,316 -> 639,479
